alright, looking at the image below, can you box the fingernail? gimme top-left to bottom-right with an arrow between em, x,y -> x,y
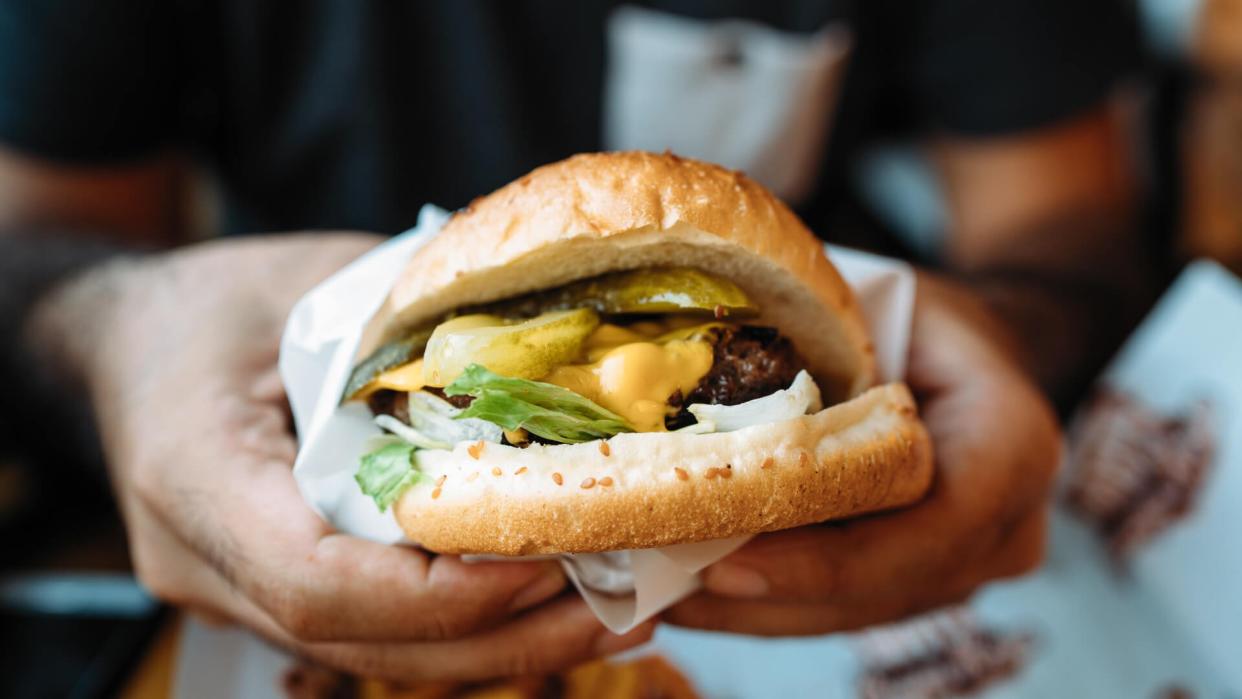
593,621 -> 656,656
508,564 -> 567,612
703,562 -> 769,598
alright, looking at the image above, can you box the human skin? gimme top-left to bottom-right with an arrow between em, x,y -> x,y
4,100 -> 1132,671
31,232 -> 1058,647
27,235 -> 654,682
665,274 -> 1060,634
657,108 -> 1133,636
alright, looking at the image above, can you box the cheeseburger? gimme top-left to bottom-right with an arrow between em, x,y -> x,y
344,152 -> 932,555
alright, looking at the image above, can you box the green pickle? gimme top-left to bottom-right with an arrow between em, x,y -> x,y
474,267 -> 756,318
423,308 -> 600,385
341,326 -> 434,401
344,267 -> 754,402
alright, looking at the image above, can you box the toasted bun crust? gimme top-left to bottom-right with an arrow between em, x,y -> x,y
368,152 -> 932,554
374,151 -> 876,402
394,383 -> 932,555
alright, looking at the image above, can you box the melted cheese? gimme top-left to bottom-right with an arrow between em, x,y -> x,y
540,324 -> 714,432
358,358 -> 426,398
355,320 -> 719,433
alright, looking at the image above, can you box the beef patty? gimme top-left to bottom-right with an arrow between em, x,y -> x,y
366,386 -> 472,425
666,325 -> 805,429
366,389 -> 410,425
368,324 -> 807,432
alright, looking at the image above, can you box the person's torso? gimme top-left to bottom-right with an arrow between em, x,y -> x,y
174,0 -> 916,239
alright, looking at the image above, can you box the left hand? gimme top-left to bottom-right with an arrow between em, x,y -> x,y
32,235 -> 653,682
664,275 -> 1061,635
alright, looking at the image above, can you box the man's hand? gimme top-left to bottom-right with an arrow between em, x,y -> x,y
936,104 -> 1148,406
30,235 -> 652,681
664,276 -> 1060,635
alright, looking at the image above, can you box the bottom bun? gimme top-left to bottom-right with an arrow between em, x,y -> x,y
393,383 -> 933,555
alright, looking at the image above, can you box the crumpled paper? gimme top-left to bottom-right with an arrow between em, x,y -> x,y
280,205 -> 915,633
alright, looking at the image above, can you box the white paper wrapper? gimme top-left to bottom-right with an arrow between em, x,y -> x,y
280,204 -> 915,633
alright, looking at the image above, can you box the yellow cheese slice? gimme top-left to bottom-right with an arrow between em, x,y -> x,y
353,358 -> 426,400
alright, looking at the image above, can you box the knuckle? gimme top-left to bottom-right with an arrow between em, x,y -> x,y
131,556 -> 179,604
741,531 -> 841,601
417,606 -> 470,642
1011,551 -> 1043,577
1038,439 -> 1063,487
267,587 -> 326,642
1030,404 -> 1064,486
996,510 -> 1048,579
497,648 -> 542,678
1009,530 -> 1048,577
940,585 -> 978,609
495,640 -> 575,678
811,550 -> 845,600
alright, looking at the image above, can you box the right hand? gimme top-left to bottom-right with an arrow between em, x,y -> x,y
665,275 -> 1059,635
31,235 -> 653,682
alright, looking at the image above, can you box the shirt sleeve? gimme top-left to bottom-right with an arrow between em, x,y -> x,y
0,0 -> 179,162
905,0 -> 1140,136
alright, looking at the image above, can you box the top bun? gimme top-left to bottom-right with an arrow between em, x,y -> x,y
379,151 -> 876,402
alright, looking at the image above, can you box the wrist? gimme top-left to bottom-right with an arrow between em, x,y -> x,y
26,255 -> 148,395
0,233 -> 143,482
955,270 -> 1110,409
914,270 -> 1028,371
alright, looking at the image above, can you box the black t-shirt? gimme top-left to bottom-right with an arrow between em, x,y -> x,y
0,0 -> 1137,239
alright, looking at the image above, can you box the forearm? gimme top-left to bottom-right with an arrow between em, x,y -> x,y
0,233 -> 140,477
948,207 -> 1155,410
930,102 -> 1154,409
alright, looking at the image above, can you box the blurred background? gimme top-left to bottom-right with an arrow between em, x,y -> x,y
2,0 -> 1241,697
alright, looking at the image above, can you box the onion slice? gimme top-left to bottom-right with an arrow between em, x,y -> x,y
686,370 -> 823,433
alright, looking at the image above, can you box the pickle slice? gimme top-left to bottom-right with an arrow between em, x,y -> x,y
472,267 -> 757,318
423,308 -> 600,386
345,268 -> 750,402
342,327 -> 434,402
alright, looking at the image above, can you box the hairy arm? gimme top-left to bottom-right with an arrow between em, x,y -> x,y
2,151 -> 650,679
934,102 -> 1153,407
0,145 -> 181,386
0,147 -> 182,477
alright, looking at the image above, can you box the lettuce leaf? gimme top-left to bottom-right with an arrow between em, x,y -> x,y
406,390 -> 503,445
355,438 -> 421,511
444,364 -> 634,443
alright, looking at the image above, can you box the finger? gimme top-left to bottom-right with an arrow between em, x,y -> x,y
702,367 -> 1056,606
171,550 -> 649,685
664,590 -> 921,636
137,393 -> 569,643
249,366 -> 296,435
700,498 -> 989,604
157,465 -> 570,642
906,279 -> 1062,503
700,414 -> 1025,605
676,509 -> 1047,636
124,232 -> 579,644
309,598 -> 656,684
129,497 -> 649,684
700,387 -> 1048,608
700,459 -> 1041,605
